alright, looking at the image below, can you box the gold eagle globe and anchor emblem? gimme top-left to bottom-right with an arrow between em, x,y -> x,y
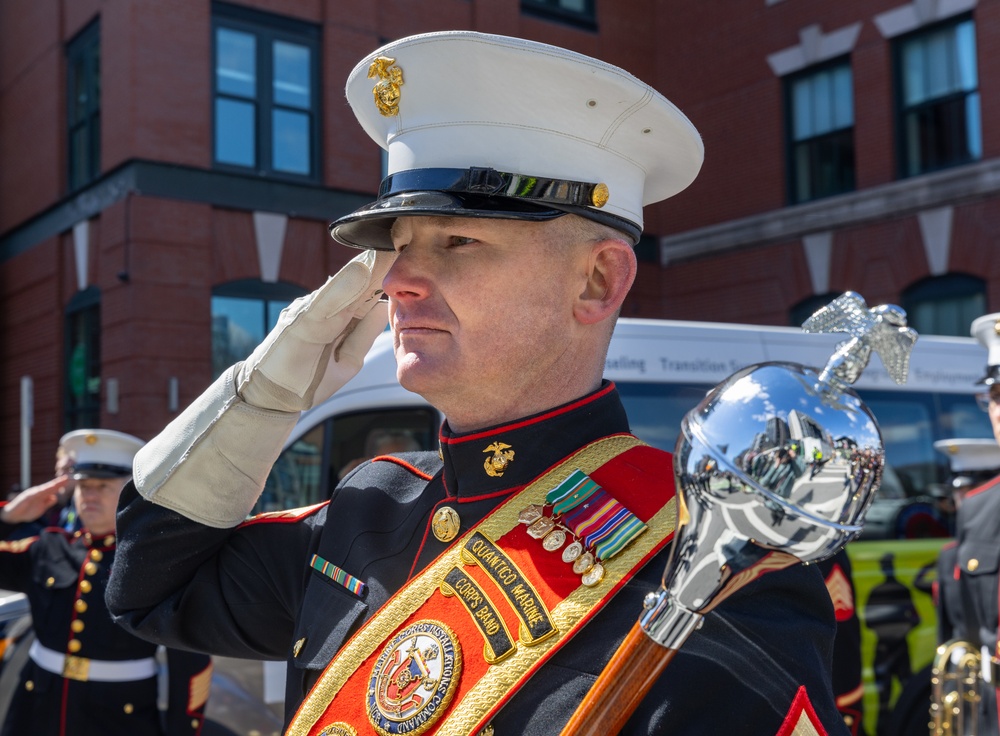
483,442 -> 515,478
368,56 -> 404,117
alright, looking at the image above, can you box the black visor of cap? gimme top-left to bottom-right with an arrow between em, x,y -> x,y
329,167 -> 641,250
977,364 -> 1000,385
72,462 -> 132,480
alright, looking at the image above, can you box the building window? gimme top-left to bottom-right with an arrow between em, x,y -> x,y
895,16 -> 981,178
522,0 -> 596,28
902,274 -> 985,336
65,288 -> 101,429
211,280 -> 307,379
786,60 -> 855,204
67,20 -> 101,191
213,3 -> 320,179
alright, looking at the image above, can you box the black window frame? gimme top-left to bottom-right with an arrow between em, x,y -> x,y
901,273 -> 986,336
212,2 -> 321,182
783,56 -> 856,205
521,0 -> 597,29
893,13 -> 981,179
64,287 -> 102,430
67,19 -> 101,192
210,279 -> 308,379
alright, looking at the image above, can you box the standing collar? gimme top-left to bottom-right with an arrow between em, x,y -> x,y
437,381 -> 630,500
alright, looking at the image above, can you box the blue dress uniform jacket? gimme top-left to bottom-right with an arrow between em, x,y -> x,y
108,384 -> 848,734
948,476 -> 1000,735
935,541 -> 962,644
0,521 -> 212,736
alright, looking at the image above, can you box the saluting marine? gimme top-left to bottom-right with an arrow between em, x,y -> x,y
108,32 -> 849,735
0,429 -> 212,736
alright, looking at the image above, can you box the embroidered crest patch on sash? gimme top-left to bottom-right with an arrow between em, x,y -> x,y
367,620 -> 462,735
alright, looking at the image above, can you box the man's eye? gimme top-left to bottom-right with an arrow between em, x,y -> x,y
449,236 -> 477,247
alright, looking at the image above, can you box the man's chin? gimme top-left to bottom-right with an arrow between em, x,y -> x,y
397,357 -> 449,400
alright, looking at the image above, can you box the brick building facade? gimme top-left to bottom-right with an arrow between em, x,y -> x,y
1,0 -> 997,491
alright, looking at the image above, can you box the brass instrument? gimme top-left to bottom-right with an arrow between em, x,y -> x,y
930,639 -> 981,736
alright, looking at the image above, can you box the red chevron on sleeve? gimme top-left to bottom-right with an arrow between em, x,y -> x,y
775,686 -> 828,736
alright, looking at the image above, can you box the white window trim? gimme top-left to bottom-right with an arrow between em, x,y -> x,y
767,23 -> 862,77
874,0 -> 977,39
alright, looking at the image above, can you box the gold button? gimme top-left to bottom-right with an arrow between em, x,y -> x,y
79,580 -> 92,594
431,506 -> 461,542
90,549 -> 103,562
968,559 -> 980,572
191,719 -> 200,729
84,562 -> 98,575
25,681 -> 34,691
67,639 -> 82,653
72,620 -> 85,633
124,703 -> 134,714
293,638 -> 306,658
45,577 -> 55,587
75,599 -> 88,614
103,535 -> 114,546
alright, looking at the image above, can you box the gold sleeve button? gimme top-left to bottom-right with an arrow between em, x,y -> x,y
45,577 -> 55,588
968,558 -> 980,572
25,681 -> 34,691
124,703 -> 134,714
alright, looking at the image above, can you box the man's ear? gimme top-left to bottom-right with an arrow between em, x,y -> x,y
573,239 -> 637,325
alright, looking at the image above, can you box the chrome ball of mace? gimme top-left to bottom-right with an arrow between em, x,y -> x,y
641,292 -> 918,649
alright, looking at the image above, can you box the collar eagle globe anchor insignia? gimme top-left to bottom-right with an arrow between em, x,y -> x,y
366,620 -> 462,736
369,56 -> 404,117
483,442 -> 515,477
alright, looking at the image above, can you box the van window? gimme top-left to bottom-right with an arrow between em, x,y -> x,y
616,382 -> 710,452
258,407 -> 439,512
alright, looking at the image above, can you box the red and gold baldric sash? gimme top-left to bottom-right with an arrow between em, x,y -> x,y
287,434 -> 678,736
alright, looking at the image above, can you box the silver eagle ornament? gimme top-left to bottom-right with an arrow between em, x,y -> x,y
640,292 -> 917,651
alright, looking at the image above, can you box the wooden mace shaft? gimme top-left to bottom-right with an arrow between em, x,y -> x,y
559,621 -> 676,736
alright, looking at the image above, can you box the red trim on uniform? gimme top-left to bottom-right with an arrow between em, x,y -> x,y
371,454 -> 435,480
964,474 -> 1000,500
439,383 -> 617,445
775,686 -> 827,736
239,501 -> 329,527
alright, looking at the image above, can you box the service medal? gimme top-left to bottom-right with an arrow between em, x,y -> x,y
542,528 -> 566,551
572,551 -> 595,575
562,540 -> 583,563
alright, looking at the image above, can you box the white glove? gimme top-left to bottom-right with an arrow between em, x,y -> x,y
133,249 -> 395,527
